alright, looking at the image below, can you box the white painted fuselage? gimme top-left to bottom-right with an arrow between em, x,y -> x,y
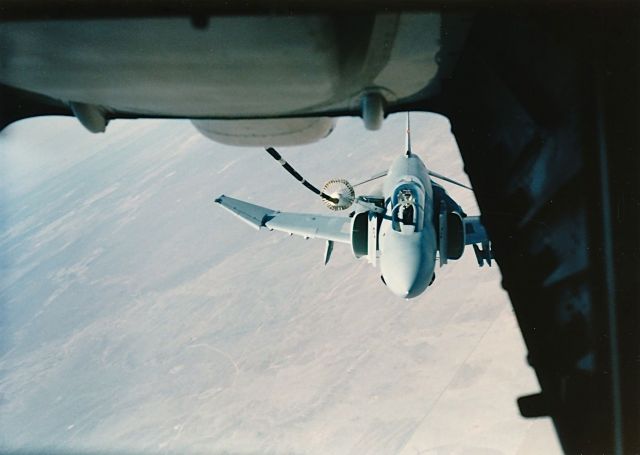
379,153 -> 437,298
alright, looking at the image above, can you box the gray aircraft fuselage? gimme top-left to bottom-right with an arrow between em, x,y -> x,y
215,124 -> 489,300
379,152 -> 437,298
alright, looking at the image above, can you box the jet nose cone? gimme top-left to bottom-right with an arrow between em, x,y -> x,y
392,277 -> 417,299
381,257 -> 420,299
379,230 -> 435,300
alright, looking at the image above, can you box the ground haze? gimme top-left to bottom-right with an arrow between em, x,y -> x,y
0,113 -> 561,454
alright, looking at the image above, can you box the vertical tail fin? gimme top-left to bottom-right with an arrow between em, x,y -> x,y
405,111 -> 412,157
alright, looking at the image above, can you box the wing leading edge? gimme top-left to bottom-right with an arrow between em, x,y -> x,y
215,195 -> 351,244
463,216 -> 493,267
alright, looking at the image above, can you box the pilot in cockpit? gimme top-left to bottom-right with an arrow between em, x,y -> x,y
400,204 -> 414,226
393,186 -> 422,233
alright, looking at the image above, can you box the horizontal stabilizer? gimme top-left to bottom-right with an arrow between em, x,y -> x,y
214,195 -> 276,230
353,170 -> 388,188
428,170 -> 473,191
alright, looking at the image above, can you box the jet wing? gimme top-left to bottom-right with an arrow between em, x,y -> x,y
215,195 -> 351,244
463,216 -> 489,245
463,216 -> 492,267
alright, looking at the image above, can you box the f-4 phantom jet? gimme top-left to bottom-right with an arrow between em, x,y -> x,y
215,114 -> 492,299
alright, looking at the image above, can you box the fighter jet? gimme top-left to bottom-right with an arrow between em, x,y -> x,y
215,114 -> 492,299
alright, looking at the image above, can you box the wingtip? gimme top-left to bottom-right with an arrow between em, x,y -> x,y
214,195 -> 225,204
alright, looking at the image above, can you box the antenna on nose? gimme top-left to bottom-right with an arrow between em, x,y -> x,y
405,111 -> 412,157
